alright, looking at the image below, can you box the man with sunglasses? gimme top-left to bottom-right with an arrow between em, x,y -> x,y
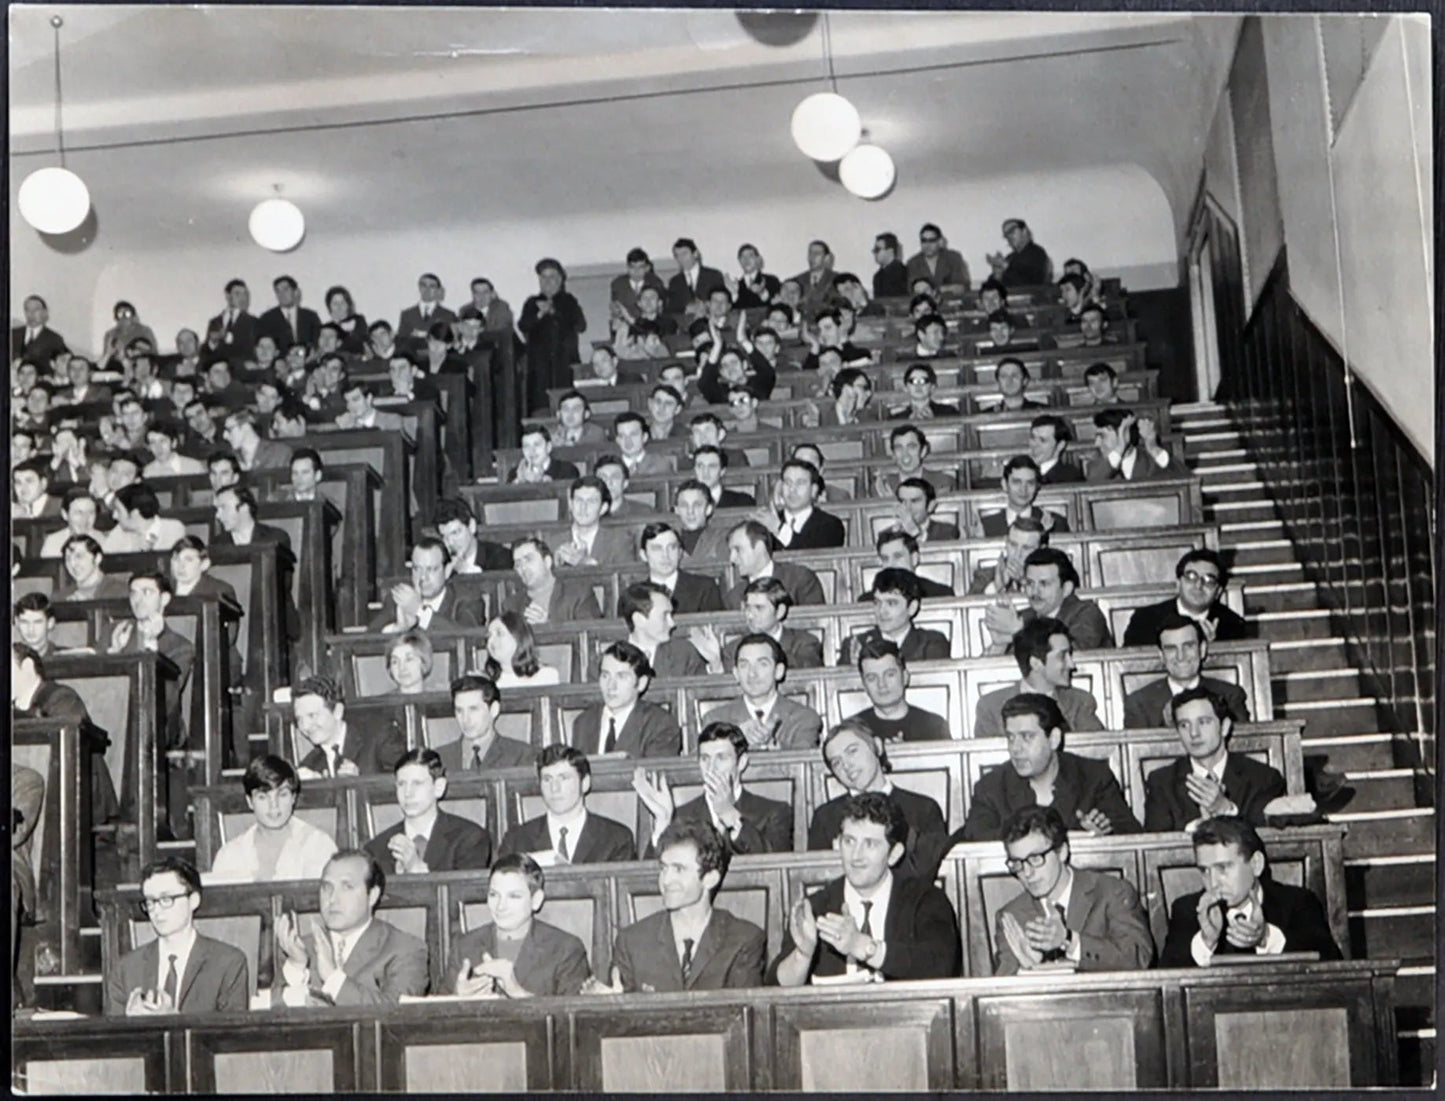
1122,549 -> 1250,647
106,857 -> 249,1015
993,806 -> 1153,975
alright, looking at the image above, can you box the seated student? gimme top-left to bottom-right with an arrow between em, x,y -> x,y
573,641 -> 683,759
499,745 -> 635,865
551,476 -> 635,570
672,480 -> 729,563
911,313 -> 951,359
208,755 -> 338,883
106,572 -> 195,739
1078,302 -> 1118,348
613,411 -> 674,477
634,721 -> 794,855
1083,361 -> 1123,404
433,497 -> 512,576
1124,614 -> 1251,730
1144,686 -> 1284,832
370,536 -> 485,633
1086,407 -> 1187,482
1122,548 -> 1251,646
1160,816 -> 1342,967
510,423 -> 581,485
105,857 -> 249,1016
437,674 -> 535,774
807,722 -> 949,882
364,748 -> 492,875
724,385 -> 766,435
380,629 -> 437,696
448,853 -> 593,998
967,516 -> 1048,597
141,421 -> 206,479
984,547 -> 1113,654
693,445 -> 756,510
722,578 -> 825,674
482,613 -> 562,689
586,819 -> 765,994
838,570 -> 950,667
768,458 -> 847,550
993,806 -> 1153,976
976,455 -> 1069,538
687,412 -> 750,472
1028,414 -> 1087,484
772,792 -> 961,986
292,674 -> 407,779
801,308 -> 870,371
12,593 -> 85,659
873,427 -> 957,498
505,536 -> 603,625
550,389 -> 608,448
101,483 -> 188,554
980,310 -> 1053,355
620,580 -> 717,679
888,362 -> 960,420
764,301 -> 801,343
889,476 -> 961,545
638,521 -> 724,614
876,529 -> 955,600
39,489 -> 101,558
958,694 -> 1141,842
975,619 -> 1105,737
846,638 -> 952,743
723,520 -> 825,608
991,358 -> 1047,413
710,632 -> 824,750
806,365 -> 877,429
611,320 -> 671,363
335,382 -> 406,433
645,383 -> 688,442
274,848 -> 430,1006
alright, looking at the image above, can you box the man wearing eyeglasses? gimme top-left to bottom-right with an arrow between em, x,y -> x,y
1121,549 -> 1250,647
993,806 -> 1153,976
871,232 -> 910,299
905,223 -> 971,291
105,857 -> 249,1016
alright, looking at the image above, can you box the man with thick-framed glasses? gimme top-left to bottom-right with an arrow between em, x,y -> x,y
993,806 -> 1153,976
104,857 -> 248,1016
1122,548 -> 1251,647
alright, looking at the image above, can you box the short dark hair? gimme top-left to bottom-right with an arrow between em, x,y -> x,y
730,519 -> 777,557
1012,616 -> 1071,678
1155,612 -> 1205,646
489,852 -> 545,894
292,674 -> 345,709
780,458 -> 824,493
733,632 -> 787,668
450,673 -> 499,707
394,747 -> 445,780
326,847 -> 385,896
114,483 -> 161,520
1191,815 -> 1265,861
895,476 -> 938,506
220,485 -> 258,518
411,535 -> 450,564
140,856 -> 203,897
657,819 -> 730,887
840,791 -> 909,848
697,721 -> 750,758
129,570 -> 173,598
13,457 -> 50,484
1000,692 -> 1067,736
638,520 -> 679,552
289,447 -> 325,475
855,635 -> 905,673
12,592 -> 52,619
1023,547 -> 1080,589
996,356 -> 1030,382
243,754 -> 301,798
1031,414 -> 1072,444
692,443 -> 728,470
619,579 -> 671,631
1083,362 -> 1118,383
741,576 -> 792,611
1177,547 -> 1228,585
870,567 -> 922,605
904,362 -> 937,385
537,743 -> 590,782
876,527 -> 919,556
1171,684 -> 1231,721
625,246 -> 650,265
889,424 -> 928,452
672,237 -> 699,254
600,639 -> 653,682
614,411 -> 649,438
1002,805 -> 1068,849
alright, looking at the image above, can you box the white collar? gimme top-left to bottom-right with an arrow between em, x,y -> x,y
405,806 -> 440,842
1190,747 -> 1230,778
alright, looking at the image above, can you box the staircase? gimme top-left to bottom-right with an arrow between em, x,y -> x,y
1177,400 -> 1437,1086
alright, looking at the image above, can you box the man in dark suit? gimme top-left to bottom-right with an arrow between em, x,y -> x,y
875,529 -> 955,600
220,409 -> 292,473
503,536 -> 604,626
1145,686 -> 1285,832
638,522 -> 723,615
436,674 -> 536,774
499,745 -> 635,864
364,749 -> 492,876
396,272 -> 457,357
369,536 -> 486,633
773,458 -> 847,550
637,722 -> 794,857
1122,549 -> 1251,647
257,275 -> 322,352
771,792 -> 960,985
871,232 -> 910,298
610,247 -> 669,318
906,223 -> 971,289
1160,816 -> 1342,966
992,806 -> 1153,975
105,572 -> 196,750
274,849 -> 430,1006
105,857 -> 249,1015
291,675 -> 407,778
1124,615 -> 1251,730
1085,406 -> 1189,483
571,641 -> 682,759
664,238 -> 726,318
713,633 -> 824,751
887,477 -> 961,545
959,694 -> 1141,842
837,569 -> 951,668
790,239 -> 838,322
589,819 -> 765,993
204,278 -> 260,366
984,547 -> 1113,655
977,455 -> 1070,538
620,580 -> 714,680
12,295 -> 69,368
1028,415 -> 1088,485
723,579 -> 826,674
723,520 -> 826,609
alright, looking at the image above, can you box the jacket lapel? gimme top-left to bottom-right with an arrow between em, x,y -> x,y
176,936 -> 208,1009
685,912 -> 724,989
342,920 -> 387,979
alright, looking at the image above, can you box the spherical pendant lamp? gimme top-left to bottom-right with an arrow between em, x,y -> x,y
18,166 -> 91,234
790,92 -> 862,162
839,144 -> 896,200
248,198 -> 306,252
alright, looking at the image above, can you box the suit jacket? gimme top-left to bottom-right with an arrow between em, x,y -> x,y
706,696 -> 823,752
1021,593 -> 1113,650
397,304 -> 457,345
609,271 -> 668,315
1160,878 -> 1342,967
724,562 -> 826,609
906,249 -> 971,289
723,628 -> 825,674
1122,597 -> 1252,647
775,508 -> 846,551
105,933 -> 250,1016
448,918 -> 591,997
790,269 -> 838,321
666,790 -> 793,856
1123,675 -> 1250,730
622,451 -> 674,478
993,868 -> 1154,976
664,266 -> 727,316
612,907 -> 764,992
1040,460 -> 1087,485
960,750 -> 1142,842
873,259 -> 910,298
299,715 -> 408,776
979,506 -> 1070,538
1086,446 -> 1189,482
275,918 -> 430,1007
577,526 -> 637,568
808,788 -> 948,883
769,873 -> 961,984
502,579 -> 602,624
663,569 -> 724,615
1143,752 -> 1287,832
214,522 -> 294,555
974,683 -> 1104,738
364,809 -> 492,873
53,575 -> 132,603
650,637 -> 709,679
13,325 -> 70,367
204,310 -> 261,364
499,812 -> 636,864
838,626 -> 950,667
715,487 -> 758,510
436,733 -> 536,775
241,438 -> 293,473
573,701 -> 682,759
368,584 -> 485,632
257,305 -> 322,351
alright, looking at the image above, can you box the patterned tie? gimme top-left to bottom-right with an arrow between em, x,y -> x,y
557,826 -> 570,863
470,744 -> 484,772
680,937 -> 695,986
860,900 -> 874,938
162,954 -> 179,1005
602,716 -> 618,755
332,933 -> 348,967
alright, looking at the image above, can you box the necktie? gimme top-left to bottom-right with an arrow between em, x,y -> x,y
557,826 -> 570,863
225,310 -> 235,329
421,305 -> 431,319
470,744 -> 483,772
1042,903 -> 1068,962
680,937 -> 695,986
779,517 -> 794,546
332,933 -> 347,966
754,708 -> 766,723
328,745 -> 342,777
860,900 -> 874,938
163,954 -> 179,1005
602,716 -> 618,755
411,834 -> 428,863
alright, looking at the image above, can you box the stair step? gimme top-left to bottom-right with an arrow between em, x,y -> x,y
1218,520 -> 1284,534
1187,447 -> 1249,461
1300,732 -> 1404,773
1348,906 -> 1436,960
1280,698 -> 1383,735
1272,669 -> 1364,704
1329,772 -> 1425,812
1267,639 -> 1353,672
1253,610 -> 1339,642
1333,807 -> 1435,858
1247,586 -> 1326,614
1343,854 -> 1437,909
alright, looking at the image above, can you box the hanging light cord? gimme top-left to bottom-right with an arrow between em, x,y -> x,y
821,13 -> 839,94
51,15 -> 67,165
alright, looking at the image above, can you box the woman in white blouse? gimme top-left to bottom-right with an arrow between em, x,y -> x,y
206,755 -> 337,883
484,612 -> 561,688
